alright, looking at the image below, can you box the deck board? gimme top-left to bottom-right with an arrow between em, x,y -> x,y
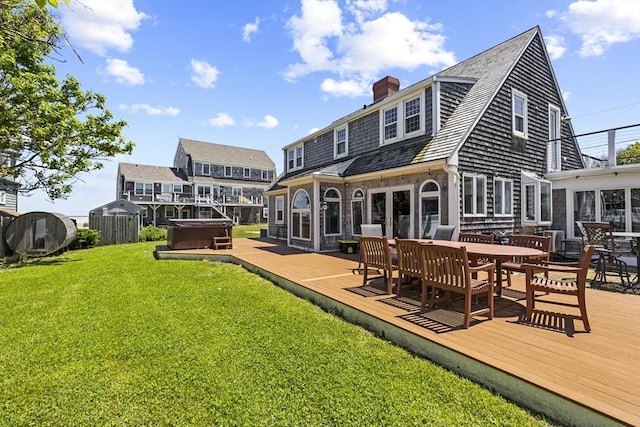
156,239 -> 640,426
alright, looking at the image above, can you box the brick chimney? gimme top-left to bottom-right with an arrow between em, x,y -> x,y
372,76 -> 400,102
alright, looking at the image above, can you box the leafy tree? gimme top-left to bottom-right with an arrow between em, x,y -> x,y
616,141 -> 640,165
0,0 -> 134,200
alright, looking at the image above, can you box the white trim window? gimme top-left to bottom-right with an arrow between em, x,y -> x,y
334,126 -> 348,159
224,166 -> 232,177
135,182 -> 153,196
512,88 -> 528,139
291,190 -> 311,240
522,171 -> 552,226
262,169 -> 269,181
232,187 -> 242,197
275,195 -> 284,224
0,191 -> 6,205
287,144 -> 304,172
380,92 -> 425,145
244,167 -> 251,178
419,181 -> 440,238
323,188 -> 341,235
351,189 -> 364,236
165,206 -> 175,218
548,104 -> 562,172
202,163 -> 211,176
494,178 -> 513,216
463,173 -> 487,216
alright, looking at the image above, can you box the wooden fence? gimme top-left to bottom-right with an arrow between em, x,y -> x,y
89,215 -> 139,246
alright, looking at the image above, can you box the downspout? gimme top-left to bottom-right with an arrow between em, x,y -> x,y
442,161 -> 460,238
314,179 -> 321,252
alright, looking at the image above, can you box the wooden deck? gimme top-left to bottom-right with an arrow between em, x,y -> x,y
155,238 -> 640,427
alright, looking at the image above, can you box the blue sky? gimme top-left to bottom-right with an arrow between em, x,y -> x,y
19,0 -> 640,216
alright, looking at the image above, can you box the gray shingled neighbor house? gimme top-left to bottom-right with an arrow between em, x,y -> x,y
266,26 -> 586,252
117,138 -> 276,226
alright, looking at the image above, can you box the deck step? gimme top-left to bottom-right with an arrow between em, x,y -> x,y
212,236 -> 232,250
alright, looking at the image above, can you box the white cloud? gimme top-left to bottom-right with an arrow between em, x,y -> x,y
190,59 -> 220,88
101,58 -> 145,85
284,0 -> 456,98
208,113 -> 235,127
120,103 -> 180,116
562,90 -> 571,101
243,17 -> 260,42
248,115 -> 279,129
544,34 -> 567,60
561,0 -> 640,56
60,0 -> 148,56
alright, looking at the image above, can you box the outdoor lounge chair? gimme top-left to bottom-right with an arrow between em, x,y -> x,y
524,244 -> 595,332
581,221 -> 632,287
420,243 -> 494,328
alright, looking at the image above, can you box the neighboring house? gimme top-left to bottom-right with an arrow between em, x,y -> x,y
266,26 -> 586,252
0,151 -> 19,212
117,138 -> 276,226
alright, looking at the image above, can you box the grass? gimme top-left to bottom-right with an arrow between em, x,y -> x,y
232,222 -> 265,239
0,239 -> 551,426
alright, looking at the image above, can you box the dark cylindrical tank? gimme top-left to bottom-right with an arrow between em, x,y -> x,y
5,211 -> 76,257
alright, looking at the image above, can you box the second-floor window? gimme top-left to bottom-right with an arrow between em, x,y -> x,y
288,144 -> 303,172
244,168 -> 251,178
334,126 -> 347,158
224,166 -> 232,177
202,163 -> 211,175
494,178 -> 513,216
381,93 -> 424,144
463,173 -> 486,216
512,89 -> 528,139
548,104 -> 561,172
262,169 -> 269,180
135,182 -> 153,195
0,191 -> 5,205
404,97 -> 421,133
162,184 -> 183,194
383,106 -> 398,141
232,187 -> 242,197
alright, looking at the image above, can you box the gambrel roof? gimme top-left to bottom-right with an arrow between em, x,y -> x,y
178,138 -> 275,169
118,162 -> 189,182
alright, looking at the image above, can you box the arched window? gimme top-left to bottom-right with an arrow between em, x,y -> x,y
351,189 -> 364,235
324,188 -> 341,235
292,190 -> 311,239
420,180 -> 440,238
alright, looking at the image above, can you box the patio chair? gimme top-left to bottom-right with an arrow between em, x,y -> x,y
420,243 -> 494,328
502,235 -> 552,288
433,225 -> 456,241
395,239 -> 424,297
459,233 -> 494,277
360,236 -> 396,294
524,244 -> 595,332
581,221 -> 631,286
353,224 -> 384,274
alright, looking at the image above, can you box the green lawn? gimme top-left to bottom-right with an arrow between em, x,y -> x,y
0,241 -> 550,426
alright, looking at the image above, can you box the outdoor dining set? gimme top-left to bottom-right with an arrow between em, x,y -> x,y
356,222 -> 639,331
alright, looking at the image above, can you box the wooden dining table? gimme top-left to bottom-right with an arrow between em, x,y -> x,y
391,239 -> 544,296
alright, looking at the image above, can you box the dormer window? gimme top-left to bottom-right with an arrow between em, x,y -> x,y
224,166 -> 232,177
244,167 -> 251,178
380,92 -> 424,145
512,89 -> 528,139
287,144 -> 303,172
202,163 -> 211,175
334,126 -> 348,159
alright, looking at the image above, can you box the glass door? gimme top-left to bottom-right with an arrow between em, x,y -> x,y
369,187 -> 412,239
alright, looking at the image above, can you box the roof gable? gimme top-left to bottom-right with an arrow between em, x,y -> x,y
178,138 -> 275,169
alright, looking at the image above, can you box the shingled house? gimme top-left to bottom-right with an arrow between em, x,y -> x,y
266,26 -> 585,252
117,138 -> 276,226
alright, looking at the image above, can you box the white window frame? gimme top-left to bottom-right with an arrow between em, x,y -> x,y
202,163 -> 211,176
521,171 -> 552,226
263,207 -> 268,219
196,185 -> 212,198
224,166 -> 232,177
244,167 -> 251,178
323,187 -> 341,236
232,187 -> 242,197
419,181 -> 440,239
262,169 -> 269,181
512,88 -> 528,139
548,104 -> 562,172
0,191 -> 6,205
165,206 -> 175,218
287,144 -> 304,172
334,126 -> 348,159
275,195 -> 284,224
135,182 -> 153,196
291,190 -> 311,240
463,173 -> 487,217
351,189 -> 364,236
379,92 -> 425,145
494,177 -> 513,216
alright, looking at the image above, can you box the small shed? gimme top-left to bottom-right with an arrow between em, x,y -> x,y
89,199 -> 142,245
5,211 -> 76,257
0,208 -> 20,257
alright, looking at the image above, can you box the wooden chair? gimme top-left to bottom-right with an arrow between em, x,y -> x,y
360,236 -> 396,294
459,233 -> 494,278
433,225 -> 456,241
581,221 -> 631,286
524,244 -> 595,332
353,224 -> 384,274
502,235 -> 551,288
395,239 -> 424,297
420,243 -> 494,328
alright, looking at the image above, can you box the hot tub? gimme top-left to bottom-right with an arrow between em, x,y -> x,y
167,219 -> 233,250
